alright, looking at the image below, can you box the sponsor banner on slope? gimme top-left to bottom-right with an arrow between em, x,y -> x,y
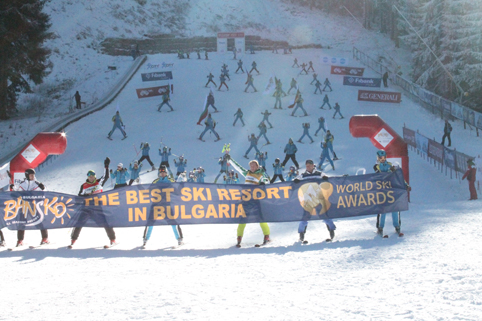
0,170 -> 408,230
403,127 -> 416,148
141,71 -> 173,82
343,76 -> 381,88
428,139 -> 444,164
144,62 -> 175,70
331,66 -> 364,76
321,56 -> 349,66
136,85 -> 169,99
358,90 -> 401,103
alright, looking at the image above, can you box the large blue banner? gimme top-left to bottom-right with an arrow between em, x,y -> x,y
343,76 -> 381,88
1,171 -> 408,230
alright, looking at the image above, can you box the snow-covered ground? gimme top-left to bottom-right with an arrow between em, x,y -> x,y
1,1 -> 482,320
2,48 -> 482,320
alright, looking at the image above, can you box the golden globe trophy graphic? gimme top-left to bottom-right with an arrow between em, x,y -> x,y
297,182 -> 333,216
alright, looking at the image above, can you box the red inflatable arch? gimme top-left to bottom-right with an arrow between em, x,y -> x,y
349,115 -> 409,184
10,132 -> 67,183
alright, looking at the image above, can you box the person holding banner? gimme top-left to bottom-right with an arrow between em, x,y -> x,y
462,159 -> 478,200
294,159 -> 335,243
374,150 -> 411,237
71,158 -> 117,248
10,168 -> 49,247
236,160 -> 270,247
143,165 -> 183,247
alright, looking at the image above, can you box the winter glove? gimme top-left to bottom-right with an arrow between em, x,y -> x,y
38,183 -> 45,190
110,169 -> 113,174
322,176 -> 329,180
104,157 -> 111,167
407,186 -> 412,192
293,179 -> 300,183
9,184 -> 14,190
258,182 -> 265,185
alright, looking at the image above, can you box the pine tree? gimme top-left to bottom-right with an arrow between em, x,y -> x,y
0,0 -> 52,120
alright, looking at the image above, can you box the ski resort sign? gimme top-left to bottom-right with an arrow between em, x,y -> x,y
0,171 -> 408,230
331,66 -> 364,76
343,76 -> 382,88
358,90 -> 402,103
136,85 -> 169,99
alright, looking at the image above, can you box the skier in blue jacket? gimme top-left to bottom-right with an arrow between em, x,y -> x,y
249,61 -> 260,74
138,142 -> 156,171
318,142 -> 335,170
195,167 -> 206,183
314,117 -> 326,136
224,169 -> 239,184
233,108 -> 245,126
320,94 -> 332,109
255,151 -> 268,172
314,80 -> 322,94
110,163 -> 130,189
199,114 -> 220,141
107,111 -> 127,139
291,93 -> 308,117
158,92 -> 173,112
310,73 -> 318,85
158,146 -> 173,178
235,59 -> 244,73
128,161 -> 142,185
257,121 -> 270,144
287,78 -> 297,94
323,78 -> 332,91
324,130 -> 338,159
374,150 -> 411,237
244,133 -> 260,158
298,123 -> 314,143
260,110 -> 273,128
270,158 -> 285,183
173,155 -> 187,177
206,92 -> 218,112
281,138 -> 299,169
285,166 -> 298,181
214,154 -> 230,183
295,159 -> 336,243
144,165 -> 183,247
333,102 -> 344,119
245,73 -> 257,92
205,72 -> 216,87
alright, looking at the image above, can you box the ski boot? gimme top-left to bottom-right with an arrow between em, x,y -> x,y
151,165 -> 156,171
262,235 -> 271,245
0,240 -> 5,247
395,227 -> 404,237
326,226 -> 335,242
40,238 -> 50,245
299,232 -> 305,242
236,236 -> 242,248
377,227 -> 388,238
16,240 -> 24,247
177,237 -> 184,246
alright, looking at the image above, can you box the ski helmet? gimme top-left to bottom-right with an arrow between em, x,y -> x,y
87,170 -> 96,177
377,150 -> 387,158
25,168 -> 35,179
229,170 -> 235,175
117,163 -> 123,168
289,166 -> 295,172
159,165 -> 167,173
275,158 -> 280,163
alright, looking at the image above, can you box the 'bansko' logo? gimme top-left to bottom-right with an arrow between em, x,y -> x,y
297,182 -> 333,216
3,196 -> 75,226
